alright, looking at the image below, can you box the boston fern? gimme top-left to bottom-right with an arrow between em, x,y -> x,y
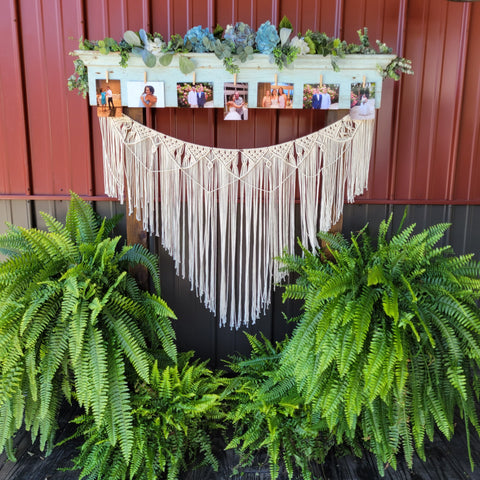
69,352 -> 226,480
279,214 -> 480,475
225,333 -> 336,480
0,193 -> 176,461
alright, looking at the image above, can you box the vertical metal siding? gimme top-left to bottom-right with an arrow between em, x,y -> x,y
0,0 -> 31,195
2,0 -> 479,203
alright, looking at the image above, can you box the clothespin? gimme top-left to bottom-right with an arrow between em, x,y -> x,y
192,72 -> 196,85
362,75 -> 366,88
233,73 -> 237,86
319,74 -> 323,87
274,74 -> 278,86
105,70 -> 109,83
144,71 -> 147,83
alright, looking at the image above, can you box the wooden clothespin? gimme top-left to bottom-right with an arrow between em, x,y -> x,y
105,70 -> 109,83
274,74 -> 278,86
319,74 -> 323,87
362,75 -> 366,88
144,71 -> 147,83
192,72 -> 196,85
233,73 -> 237,86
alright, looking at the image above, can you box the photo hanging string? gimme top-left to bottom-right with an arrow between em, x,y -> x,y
99,114 -> 375,329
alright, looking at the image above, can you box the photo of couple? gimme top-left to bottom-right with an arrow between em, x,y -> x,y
257,83 -> 293,108
126,82 -> 165,108
350,82 -> 376,120
223,83 -> 248,121
177,83 -> 214,108
303,84 -> 339,110
95,80 -> 122,117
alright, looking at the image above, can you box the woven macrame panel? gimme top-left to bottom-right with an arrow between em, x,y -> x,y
100,114 -> 374,328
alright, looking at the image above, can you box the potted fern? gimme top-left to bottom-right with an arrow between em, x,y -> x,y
69,352 -> 227,480
279,214 -> 480,475
0,193 -> 176,461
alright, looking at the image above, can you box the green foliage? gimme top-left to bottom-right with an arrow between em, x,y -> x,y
225,333 -> 337,480
0,192 -> 176,461
67,58 -> 88,98
279,16 -> 293,31
70,352 -> 226,480
69,24 -> 412,96
271,44 -> 299,70
278,215 -> 480,474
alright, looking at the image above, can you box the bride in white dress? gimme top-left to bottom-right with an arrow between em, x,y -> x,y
224,95 -> 243,120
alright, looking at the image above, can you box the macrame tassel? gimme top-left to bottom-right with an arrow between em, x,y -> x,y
347,119 -> 375,201
99,114 -> 374,329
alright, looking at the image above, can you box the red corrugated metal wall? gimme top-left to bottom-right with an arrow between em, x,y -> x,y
1,0 -> 479,204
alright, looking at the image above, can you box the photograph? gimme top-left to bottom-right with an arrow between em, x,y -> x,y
127,82 -> 165,108
95,80 -> 122,117
223,82 -> 248,120
177,83 -> 214,108
303,83 -> 340,110
257,82 -> 294,108
350,82 -> 376,120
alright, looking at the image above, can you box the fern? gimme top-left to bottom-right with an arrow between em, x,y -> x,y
278,213 -> 480,474
69,353 -> 226,480
0,192 -> 176,459
224,333 -> 336,479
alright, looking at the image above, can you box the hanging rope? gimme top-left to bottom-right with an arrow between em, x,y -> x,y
99,114 -> 375,328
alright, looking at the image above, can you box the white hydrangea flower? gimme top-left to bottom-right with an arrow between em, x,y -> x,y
145,37 -> 165,56
290,36 -> 311,55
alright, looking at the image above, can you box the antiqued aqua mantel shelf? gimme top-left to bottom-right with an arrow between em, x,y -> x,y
75,50 -> 395,109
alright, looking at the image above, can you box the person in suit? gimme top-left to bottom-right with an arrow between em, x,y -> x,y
197,85 -> 207,108
319,86 -> 331,110
311,87 -> 322,110
187,85 -> 198,107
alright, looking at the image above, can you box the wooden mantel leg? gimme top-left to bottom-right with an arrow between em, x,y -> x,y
123,107 -> 149,290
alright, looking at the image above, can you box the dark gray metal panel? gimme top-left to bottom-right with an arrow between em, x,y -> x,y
0,201 -> 32,235
2,200 -> 479,364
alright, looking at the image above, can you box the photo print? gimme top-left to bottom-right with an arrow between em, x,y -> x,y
127,82 -> 165,108
95,80 -> 122,117
223,82 -> 248,120
350,82 -> 376,120
303,83 -> 340,110
177,82 -> 214,108
257,82 -> 294,109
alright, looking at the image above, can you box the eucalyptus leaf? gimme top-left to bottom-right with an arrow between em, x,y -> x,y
159,53 -> 174,66
132,46 -> 144,56
139,29 -> 149,46
142,49 -> 157,68
178,55 -> 195,75
123,30 -> 141,47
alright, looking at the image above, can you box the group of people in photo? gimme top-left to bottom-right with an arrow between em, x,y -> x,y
261,87 -> 291,108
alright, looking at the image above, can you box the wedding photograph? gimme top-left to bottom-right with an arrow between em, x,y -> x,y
303,83 -> 339,110
257,82 -> 294,108
95,80 -> 122,117
350,82 -> 376,120
127,81 -> 165,108
176,82 -> 214,108
223,82 -> 248,120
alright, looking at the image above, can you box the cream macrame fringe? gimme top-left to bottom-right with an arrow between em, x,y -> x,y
99,114 -> 375,329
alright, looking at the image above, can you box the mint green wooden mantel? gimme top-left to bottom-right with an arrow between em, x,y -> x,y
76,50 -> 395,110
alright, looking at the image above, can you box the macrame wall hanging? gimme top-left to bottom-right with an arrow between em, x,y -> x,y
99,114 -> 374,329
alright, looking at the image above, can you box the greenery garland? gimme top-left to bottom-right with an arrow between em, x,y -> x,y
68,18 -> 413,98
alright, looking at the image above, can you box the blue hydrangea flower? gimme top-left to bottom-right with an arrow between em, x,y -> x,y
255,21 -> 280,54
184,26 -> 215,53
224,22 -> 255,51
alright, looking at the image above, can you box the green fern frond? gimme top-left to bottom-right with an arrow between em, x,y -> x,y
107,345 -> 133,461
